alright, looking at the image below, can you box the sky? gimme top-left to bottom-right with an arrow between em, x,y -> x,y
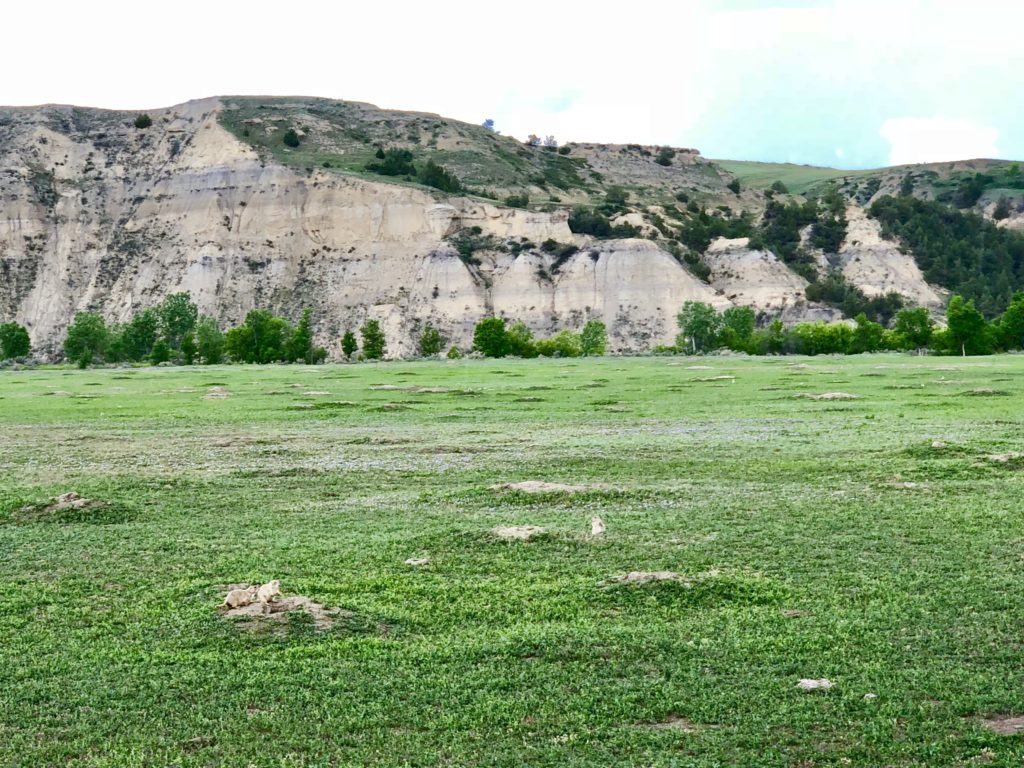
2,0 -> 1021,169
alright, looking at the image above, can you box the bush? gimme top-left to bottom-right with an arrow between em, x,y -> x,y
472,317 -> 509,358
418,323 -> 445,357
655,147 -> 675,166
134,114 -> 152,129
446,345 -> 463,359
504,193 -> 529,209
727,179 -> 741,194
365,148 -> 415,176
0,322 -> 31,360
150,339 -> 172,365
535,330 -> 582,358
195,316 -> 225,364
282,129 -> 300,148
419,160 -> 462,193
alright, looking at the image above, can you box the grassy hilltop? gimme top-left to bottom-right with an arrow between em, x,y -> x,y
3,355 -> 1024,765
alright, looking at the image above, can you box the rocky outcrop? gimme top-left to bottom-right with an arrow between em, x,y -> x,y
837,205 -> 944,308
0,97 -> 949,359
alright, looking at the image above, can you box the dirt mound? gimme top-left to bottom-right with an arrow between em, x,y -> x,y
795,392 -> 859,401
492,525 -> 546,541
797,678 -> 834,692
204,386 -> 231,399
608,571 -> 682,584
221,593 -> 349,632
637,716 -> 700,732
16,492 -> 105,519
491,481 -> 608,494
981,715 -> 1024,735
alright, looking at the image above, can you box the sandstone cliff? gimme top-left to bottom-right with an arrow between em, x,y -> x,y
0,97 -> 951,358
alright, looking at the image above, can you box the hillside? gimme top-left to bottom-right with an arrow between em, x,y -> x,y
2,95 -> 1023,359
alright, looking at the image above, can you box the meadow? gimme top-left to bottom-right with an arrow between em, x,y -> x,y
2,354 -> 1024,766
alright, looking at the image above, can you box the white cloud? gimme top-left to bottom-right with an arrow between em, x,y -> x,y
879,118 -> 1000,165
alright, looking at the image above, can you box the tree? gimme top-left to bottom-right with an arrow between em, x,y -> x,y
893,307 -> 934,350
525,134 -> 541,147
360,319 -> 386,360
288,308 -> 315,363
720,307 -> 755,352
506,321 -> 537,357
195,316 -> 224,364
418,160 -> 462,193
998,292 -> 1024,350
150,339 -> 172,364
580,320 -> 608,356
340,330 -> 358,359
0,322 -> 31,360
944,295 -> 992,356
727,179 -> 741,194
134,113 -> 152,129
676,301 -> 723,353
119,308 -> 159,361
224,310 -> 292,363
418,323 -> 444,357
180,333 -> 197,365
157,293 -> 198,351
64,312 -> 110,367
472,317 -> 510,358
283,128 -> 300,148
770,180 -> 789,195
446,345 -> 463,359
850,313 -> 884,354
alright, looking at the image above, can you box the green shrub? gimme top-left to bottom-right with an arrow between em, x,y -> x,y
282,129 -> 300,148
504,193 -> 529,209
580,320 -> 607,355
419,160 -> 462,193
0,322 -> 31,360
472,317 -> 510,357
64,312 -> 109,367
340,330 -> 358,359
134,114 -> 152,129
418,323 -> 445,357
365,148 -> 414,176
727,179 -> 741,194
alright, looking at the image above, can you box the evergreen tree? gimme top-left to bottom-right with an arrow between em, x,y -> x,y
289,308 -> 315,363
360,319 -> 386,360
340,330 -> 358,359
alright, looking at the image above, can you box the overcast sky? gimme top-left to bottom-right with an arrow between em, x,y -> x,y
3,0 -> 1021,169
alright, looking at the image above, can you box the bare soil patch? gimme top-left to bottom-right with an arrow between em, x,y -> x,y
795,392 -> 859,401
492,525 -> 546,541
980,715 -> 1024,735
491,481 -> 609,494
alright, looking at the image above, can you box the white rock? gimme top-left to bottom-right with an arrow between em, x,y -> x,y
797,678 -> 834,692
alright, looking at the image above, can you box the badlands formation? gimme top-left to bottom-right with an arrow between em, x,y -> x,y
0,97 -> 949,357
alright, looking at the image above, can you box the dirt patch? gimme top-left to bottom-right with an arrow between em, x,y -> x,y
987,452 -> 1024,463
608,571 -> 682,584
636,715 -> 701,733
696,375 -> 736,382
492,525 -> 546,541
797,678 -> 834,691
491,481 -> 609,494
404,557 -> 430,566
370,384 -> 412,391
980,715 -> 1024,735
372,402 -> 410,411
17,492 -> 102,516
221,591 -> 350,633
204,386 -> 231,399
413,386 -> 451,394
795,392 -> 859,401
963,388 -> 1009,397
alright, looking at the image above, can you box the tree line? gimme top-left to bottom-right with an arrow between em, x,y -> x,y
674,292 -> 1024,356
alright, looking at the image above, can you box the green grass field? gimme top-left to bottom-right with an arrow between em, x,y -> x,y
714,160 -> 880,195
3,355 -> 1024,766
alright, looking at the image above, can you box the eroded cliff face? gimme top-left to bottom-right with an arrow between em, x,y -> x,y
0,97 -> 947,358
